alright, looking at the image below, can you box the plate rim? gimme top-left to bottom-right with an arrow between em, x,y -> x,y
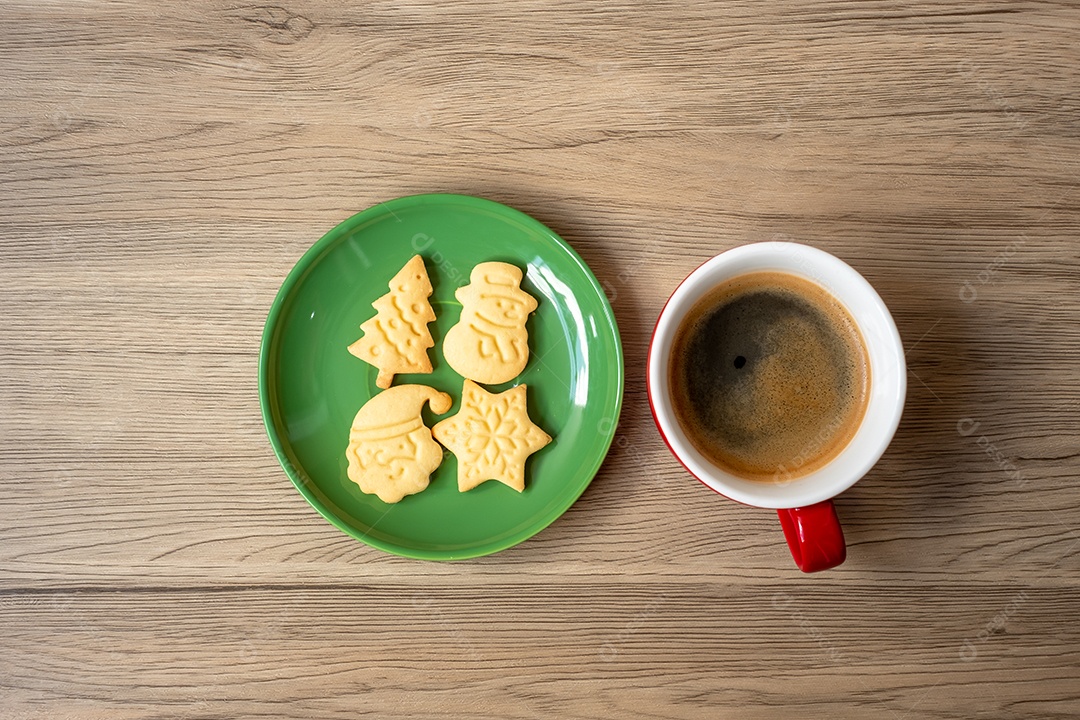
258,193 -> 625,560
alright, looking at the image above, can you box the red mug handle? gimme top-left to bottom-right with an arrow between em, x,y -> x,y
777,500 -> 846,573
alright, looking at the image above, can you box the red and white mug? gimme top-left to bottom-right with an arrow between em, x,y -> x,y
647,242 -> 906,572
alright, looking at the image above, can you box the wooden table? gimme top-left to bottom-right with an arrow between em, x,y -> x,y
3,2 -> 1078,717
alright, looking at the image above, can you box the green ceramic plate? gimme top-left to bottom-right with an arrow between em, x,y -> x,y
259,194 -> 623,560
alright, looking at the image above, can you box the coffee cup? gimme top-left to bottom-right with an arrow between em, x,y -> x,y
648,242 -> 906,572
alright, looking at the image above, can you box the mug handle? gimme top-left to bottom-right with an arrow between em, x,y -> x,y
777,500 -> 847,573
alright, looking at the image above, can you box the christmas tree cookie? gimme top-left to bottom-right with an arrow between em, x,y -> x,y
345,384 -> 453,503
432,379 -> 551,493
348,255 -> 436,389
442,262 -> 538,385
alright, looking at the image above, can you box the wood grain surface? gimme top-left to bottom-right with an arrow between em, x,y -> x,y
2,1 -> 1079,717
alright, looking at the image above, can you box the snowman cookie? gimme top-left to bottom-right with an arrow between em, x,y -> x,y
442,262 -> 538,385
344,384 -> 452,503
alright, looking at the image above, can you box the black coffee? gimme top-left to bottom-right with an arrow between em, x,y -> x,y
669,271 -> 870,482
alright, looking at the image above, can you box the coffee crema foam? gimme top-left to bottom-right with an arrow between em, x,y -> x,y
669,271 -> 870,482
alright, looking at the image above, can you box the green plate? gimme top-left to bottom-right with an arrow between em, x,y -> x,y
259,194 -> 624,560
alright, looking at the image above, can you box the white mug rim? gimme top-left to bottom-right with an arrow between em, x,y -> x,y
647,241 -> 906,509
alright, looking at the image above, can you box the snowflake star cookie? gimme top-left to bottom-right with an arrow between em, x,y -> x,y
432,379 -> 552,492
348,255 -> 436,389
345,384 -> 453,503
442,262 -> 538,385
